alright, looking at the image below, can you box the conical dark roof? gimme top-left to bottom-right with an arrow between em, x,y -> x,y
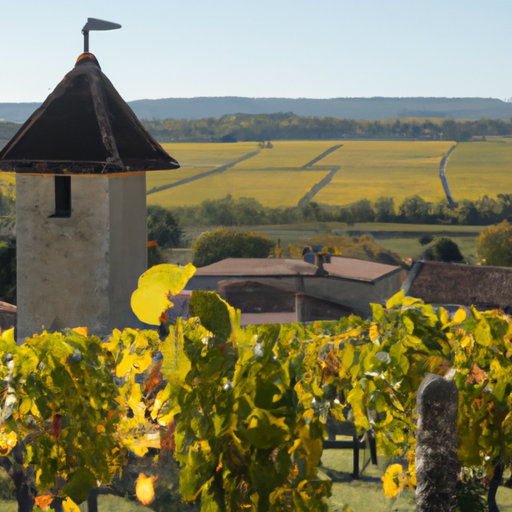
0,53 -> 179,174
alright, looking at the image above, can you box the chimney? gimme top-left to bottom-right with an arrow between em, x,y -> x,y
315,253 -> 329,276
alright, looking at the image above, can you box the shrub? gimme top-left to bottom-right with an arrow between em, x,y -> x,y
192,228 -> 275,267
429,237 -> 464,263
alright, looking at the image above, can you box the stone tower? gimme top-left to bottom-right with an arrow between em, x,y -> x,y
0,53 -> 179,340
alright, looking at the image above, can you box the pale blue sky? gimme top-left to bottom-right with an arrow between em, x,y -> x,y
1,0 -> 511,103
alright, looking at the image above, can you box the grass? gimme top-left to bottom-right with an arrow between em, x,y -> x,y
239,222 -> 485,261
321,449 -> 512,512
376,236 -> 480,262
314,141 -> 455,206
148,169 -> 330,208
166,222 -> 484,267
82,495 -> 146,511
0,496 -> 146,512
445,138 -> 512,202
3,450 -> 512,512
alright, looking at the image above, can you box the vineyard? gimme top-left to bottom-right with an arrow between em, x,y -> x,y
145,139 -> 512,210
2,263 -> 512,511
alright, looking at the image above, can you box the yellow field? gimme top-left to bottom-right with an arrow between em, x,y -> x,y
444,138 -> 512,201
160,142 -> 257,168
146,140 -> 511,209
147,169 -> 329,208
233,141 -> 338,168
3,140 -> 511,210
148,142 -> 262,193
0,172 -> 15,196
147,168 -> 213,191
314,141 -> 455,206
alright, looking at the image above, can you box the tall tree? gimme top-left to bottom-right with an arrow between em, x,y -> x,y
147,205 -> 183,248
373,197 -> 395,222
398,195 -> 430,223
477,220 -> 512,266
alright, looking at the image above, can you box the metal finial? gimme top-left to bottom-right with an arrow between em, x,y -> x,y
82,18 -> 121,53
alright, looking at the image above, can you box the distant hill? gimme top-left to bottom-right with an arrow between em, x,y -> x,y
129,97 -> 512,122
0,120 -> 22,150
0,103 -> 41,124
2,97 -> 512,123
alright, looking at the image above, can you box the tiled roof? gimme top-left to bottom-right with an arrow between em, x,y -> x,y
0,301 -> 16,332
196,258 -> 317,277
240,312 -> 297,326
0,53 -> 179,174
324,256 -> 401,282
403,261 -> 512,308
195,257 -> 401,283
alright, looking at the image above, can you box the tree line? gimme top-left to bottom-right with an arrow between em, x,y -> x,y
142,113 -> 512,143
2,192 -> 512,302
168,193 -> 512,228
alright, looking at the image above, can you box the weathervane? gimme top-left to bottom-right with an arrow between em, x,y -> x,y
82,18 -> 121,52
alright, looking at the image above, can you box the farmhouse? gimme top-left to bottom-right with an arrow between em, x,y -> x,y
186,255 -> 405,323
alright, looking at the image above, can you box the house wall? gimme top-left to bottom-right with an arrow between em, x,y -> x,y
306,271 -> 404,317
16,173 -> 146,340
304,277 -> 376,317
187,275 -> 231,291
187,269 -> 404,319
108,173 -> 147,330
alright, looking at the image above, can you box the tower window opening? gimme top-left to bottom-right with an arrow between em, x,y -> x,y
51,176 -> 71,218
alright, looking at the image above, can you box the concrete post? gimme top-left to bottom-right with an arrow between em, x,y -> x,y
415,373 -> 459,512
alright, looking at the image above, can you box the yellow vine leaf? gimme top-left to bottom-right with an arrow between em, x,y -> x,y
382,463 -> 403,498
341,343 -> 355,370
386,290 -> 405,309
131,263 -> 196,325
115,352 -> 137,378
369,324 -> 380,344
136,473 -> 158,505
62,497 -> 81,512
125,438 -> 149,457
0,430 -> 17,456
72,326 -> 88,336
452,308 -> 466,324
0,327 -> 15,350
